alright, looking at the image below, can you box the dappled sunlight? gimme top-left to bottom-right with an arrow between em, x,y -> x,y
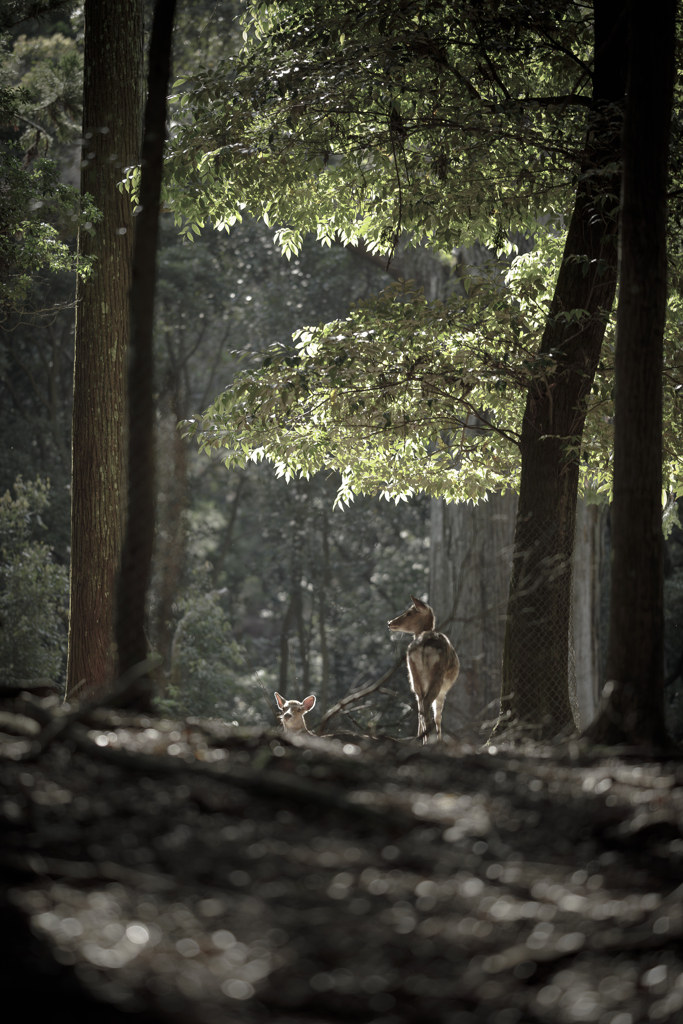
2,688 -> 683,1021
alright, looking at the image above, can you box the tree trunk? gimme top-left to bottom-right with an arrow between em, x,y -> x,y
278,592 -> 298,695
584,0 -> 676,749
572,499 -> 609,729
116,0 -> 177,684
66,0 -> 142,700
296,588 -> 310,693
496,0 -> 628,739
429,492 -> 517,737
430,493 -> 608,737
210,470 -> 246,587
318,506 -> 331,712
153,401 -> 188,671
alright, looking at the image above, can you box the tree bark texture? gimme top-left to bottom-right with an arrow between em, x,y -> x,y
67,0 -> 142,700
429,493 -> 517,734
116,0 -> 177,680
152,404 -> 188,672
584,0 -> 676,749
497,0 -> 628,739
431,494 -> 608,737
572,500 -> 609,729
318,507 -> 331,713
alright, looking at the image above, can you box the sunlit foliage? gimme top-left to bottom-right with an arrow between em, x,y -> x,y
188,230 -> 683,505
165,1 -> 594,254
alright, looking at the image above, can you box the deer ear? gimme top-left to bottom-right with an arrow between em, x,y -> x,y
302,695 -> 316,711
274,692 -> 286,710
411,594 -> 428,609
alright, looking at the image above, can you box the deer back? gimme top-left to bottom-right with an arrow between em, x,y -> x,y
406,628 -> 458,708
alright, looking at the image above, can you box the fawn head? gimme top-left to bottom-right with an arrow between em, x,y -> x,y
274,692 -> 316,731
388,595 -> 436,635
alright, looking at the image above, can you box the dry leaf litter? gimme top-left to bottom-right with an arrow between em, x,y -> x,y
1,686 -> 683,1024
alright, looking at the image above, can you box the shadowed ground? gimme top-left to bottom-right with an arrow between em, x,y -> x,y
1,687 -> 682,1023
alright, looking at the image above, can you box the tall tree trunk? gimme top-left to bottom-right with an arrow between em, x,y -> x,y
116,0 -> 177,681
318,506 -> 331,712
430,493 -> 608,737
153,400 -> 188,670
496,0 -> 628,739
278,592 -> 298,695
210,470 -> 246,587
430,492 -> 517,735
66,0 -> 142,700
295,585 -> 309,692
584,0 -> 676,749
573,499 -> 609,728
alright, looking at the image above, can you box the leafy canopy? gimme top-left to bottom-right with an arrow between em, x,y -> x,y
168,1 -> 683,503
0,19 -> 98,315
186,227 -> 683,505
165,0 -> 594,251
0,151 -> 99,312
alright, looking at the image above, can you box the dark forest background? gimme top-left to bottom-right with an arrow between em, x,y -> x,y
0,1 -> 439,733
1,1 -> 682,741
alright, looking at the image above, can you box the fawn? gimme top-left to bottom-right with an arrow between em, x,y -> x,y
274,692 -> 316,733
388,596 -> 460,742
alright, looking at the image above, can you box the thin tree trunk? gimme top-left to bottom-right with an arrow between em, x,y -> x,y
296,588 -> 309,692
430,493 -> 517,734
116,0 -> 177,681
584,0 -> 676,749
572,498 -> 608,729
210,471 -> 246,587
278,593 -> 298,695
154,401 -> 188,670
496,0 -> 627,739
46,319 -> 70,468
318,506 -> 330,712
66,0 -> 142,700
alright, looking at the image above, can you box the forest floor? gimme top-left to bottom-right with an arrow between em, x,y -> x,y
1,686 -> 683,1024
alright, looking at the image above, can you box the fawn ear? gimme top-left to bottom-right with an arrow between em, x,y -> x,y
302,695 -> 316,711
274,692 -> 286,710
410,594 -> 427,608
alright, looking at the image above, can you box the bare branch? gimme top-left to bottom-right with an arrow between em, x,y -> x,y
316,660 -> 402,733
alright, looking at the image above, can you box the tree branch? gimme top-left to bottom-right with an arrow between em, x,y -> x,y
317,660 -> 402,733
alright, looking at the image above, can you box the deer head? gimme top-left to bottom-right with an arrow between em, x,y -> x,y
274,692 -> 316,732
387,595 -> 435,635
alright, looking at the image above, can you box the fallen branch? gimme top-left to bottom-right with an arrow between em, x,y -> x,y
7,656 -> 165,761
316,660 -> 402,734
255,674 -> 280,725
0,851 -> 175,891
0,681 -> 60,699
69,725 -> 414,828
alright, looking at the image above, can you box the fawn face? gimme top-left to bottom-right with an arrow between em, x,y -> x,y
274,692 -> 316,732
387,595 -> 435,635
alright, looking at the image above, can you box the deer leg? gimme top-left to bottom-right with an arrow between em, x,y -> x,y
433,693 -> 447,741
408,652 -> 431,742
412,678 -> 429,742
415,695 -> 429,743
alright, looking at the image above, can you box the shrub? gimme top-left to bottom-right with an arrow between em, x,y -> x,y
155,564 -> 251,720
0,476 -> 68,682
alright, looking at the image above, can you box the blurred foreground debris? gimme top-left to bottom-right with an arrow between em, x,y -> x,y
1,685 -> 683,1023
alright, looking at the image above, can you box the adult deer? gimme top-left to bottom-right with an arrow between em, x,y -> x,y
274,692 -> 316,733
388,596 -> 460,742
